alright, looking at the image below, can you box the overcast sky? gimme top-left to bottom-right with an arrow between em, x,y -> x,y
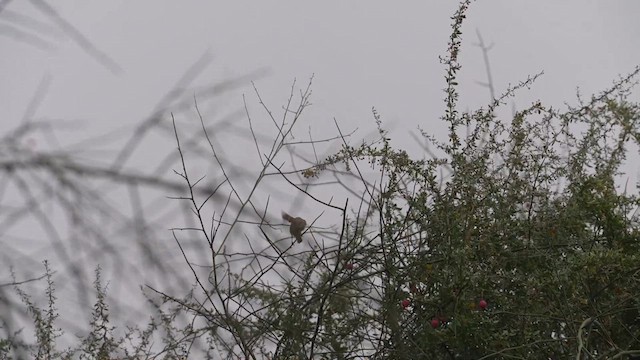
2,0 -> 640,350
5,1 -> 640,141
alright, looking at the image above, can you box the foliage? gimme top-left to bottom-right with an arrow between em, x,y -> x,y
3,1 -> 640,359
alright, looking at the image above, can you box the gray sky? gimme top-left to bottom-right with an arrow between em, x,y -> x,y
5,1 -> 640,139
2,0 -> 640,352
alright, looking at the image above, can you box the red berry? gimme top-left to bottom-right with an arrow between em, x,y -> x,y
479,299 -> 488,310
401,299 -> 411,309
431,318 -> 440,329
345,263 -> 354,270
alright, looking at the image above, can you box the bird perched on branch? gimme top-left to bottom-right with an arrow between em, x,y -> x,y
282,212 -> 307,243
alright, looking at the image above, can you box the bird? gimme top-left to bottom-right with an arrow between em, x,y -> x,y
282,212 -> 307,243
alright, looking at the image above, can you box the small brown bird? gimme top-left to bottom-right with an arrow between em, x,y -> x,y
282,211 -> 307,243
